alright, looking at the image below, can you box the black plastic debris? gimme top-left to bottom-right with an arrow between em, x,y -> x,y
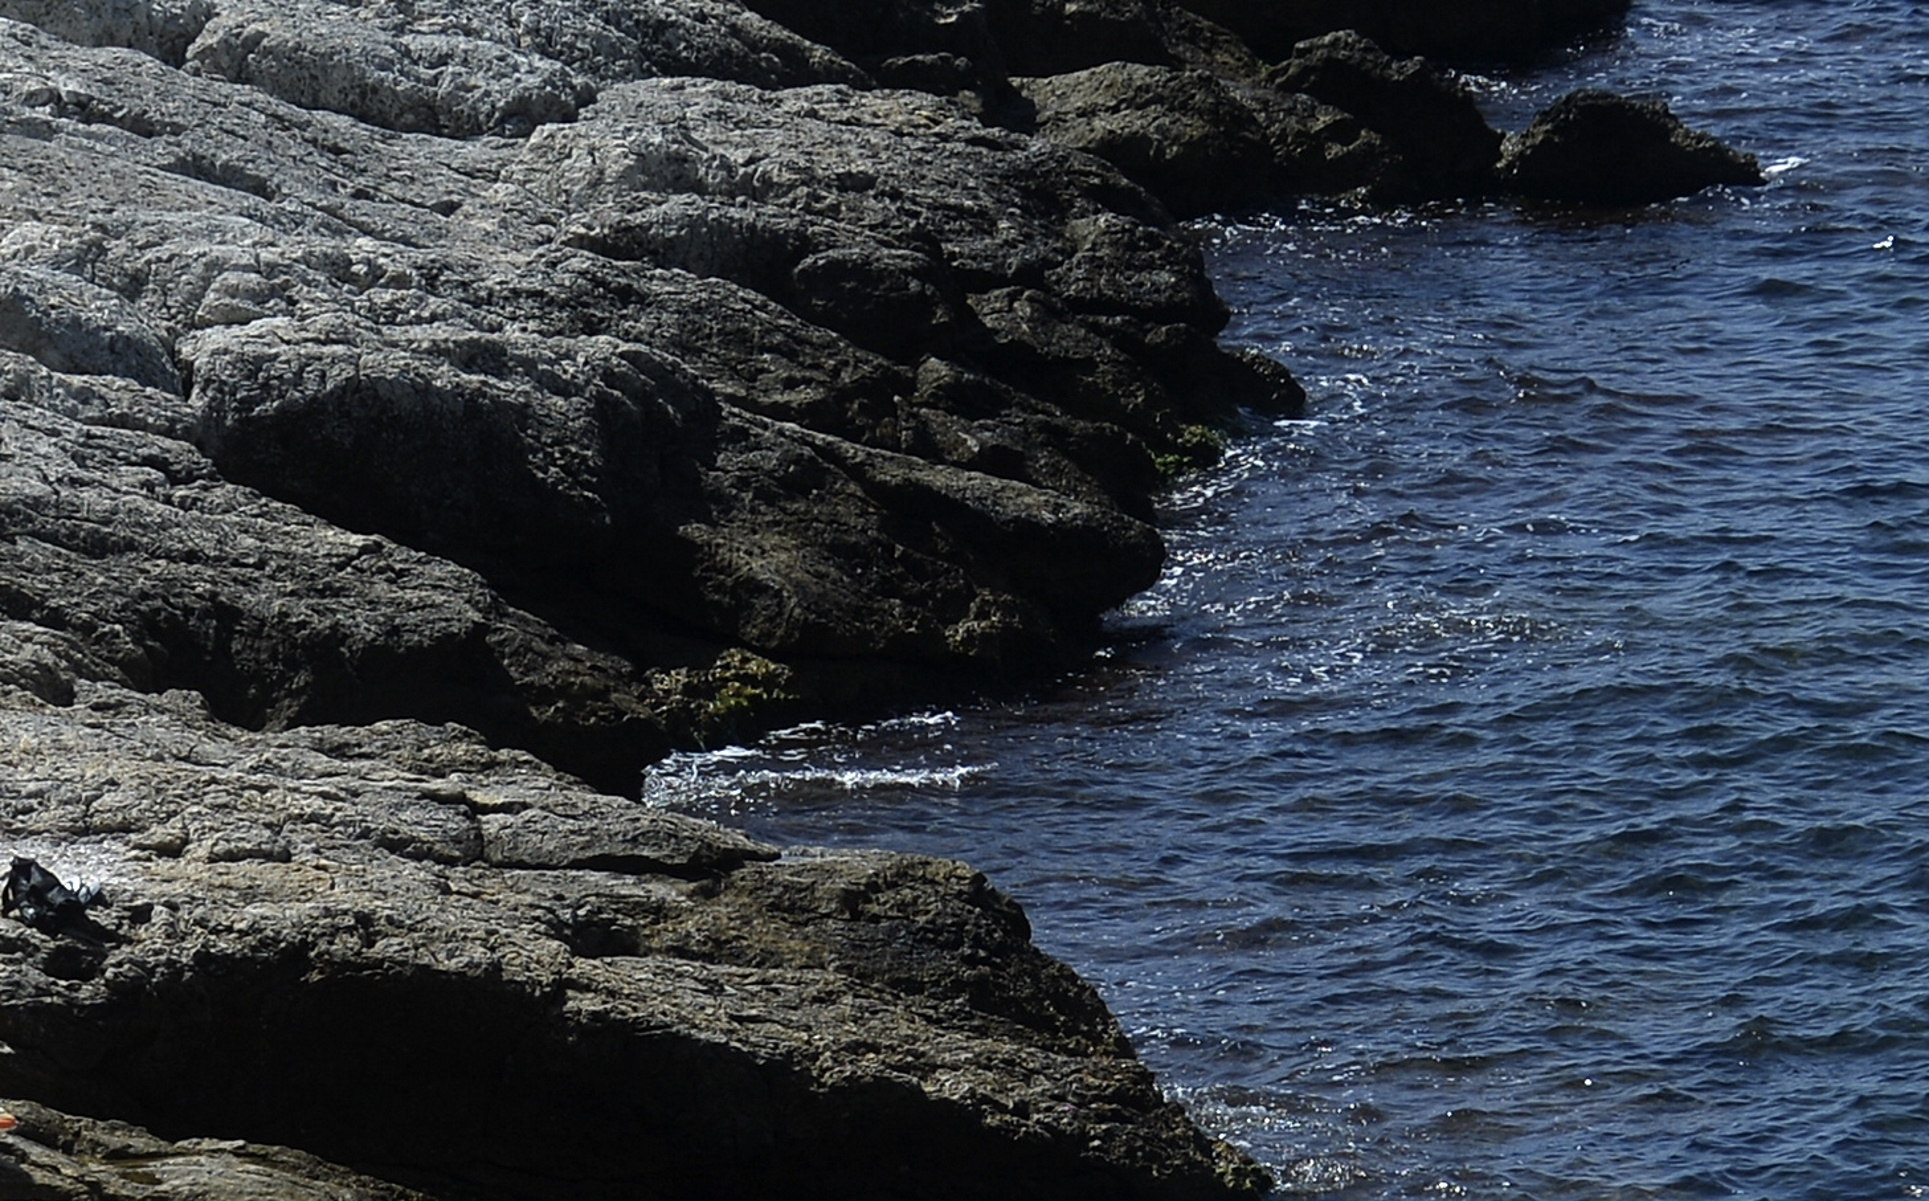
2,856 -> 104,932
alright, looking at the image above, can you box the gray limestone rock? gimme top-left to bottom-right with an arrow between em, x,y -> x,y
1009,61 -> 1400,215
182,0 -> 595,137
0,684 -> 1267,1200
0,395 -> 673,794
0,264 -> 182,394
1012,64 -> 1277,217
0,5 -> 1294,781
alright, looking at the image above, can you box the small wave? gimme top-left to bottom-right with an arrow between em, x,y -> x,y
1361,606 -> 1565,658
752,712 -> 961,749
1827,478 -> 1929,502
1162,1084 -> 1381,1194
643,761 -> 989,808
1745,276 -> 1825,298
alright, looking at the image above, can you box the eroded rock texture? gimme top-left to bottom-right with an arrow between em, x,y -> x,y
1499,87 -> 1767,206
0,684 -> 1266,1200
0,0 -> 1316,790
0,0 -> 1310,1193
1266,30 -> 1503,199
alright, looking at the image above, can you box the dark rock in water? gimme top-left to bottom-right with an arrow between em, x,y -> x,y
1008,61 -> 1403,215
1499,88 -> 1767,206
1006,28 -> 1763,216
1009,64 -> 1277,217
1173,0 -> 1633,64
1268,30 -> 1503,199
1232,82 -> 1409,202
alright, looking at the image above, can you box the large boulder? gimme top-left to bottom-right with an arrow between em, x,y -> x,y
1499,88 -> 1767,205
1267,30 -> 1503,198
0,395 -> 680,797
1172,0 -> 1633,64
1009,64 -> 1275,217
0,684 -> 1268,1201
1008,62 -> 1400,215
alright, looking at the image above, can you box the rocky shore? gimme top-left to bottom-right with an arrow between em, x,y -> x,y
0,0 -> 1762,1196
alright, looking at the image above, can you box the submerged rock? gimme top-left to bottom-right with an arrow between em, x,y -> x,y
1500,88 -> 1767,206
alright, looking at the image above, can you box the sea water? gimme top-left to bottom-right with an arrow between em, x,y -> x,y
645,3 -> 1929,1196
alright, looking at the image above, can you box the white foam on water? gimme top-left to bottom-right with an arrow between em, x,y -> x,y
643,761 -> 990,819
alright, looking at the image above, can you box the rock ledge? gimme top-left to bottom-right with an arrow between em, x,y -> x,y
0,685 -> 1266,1200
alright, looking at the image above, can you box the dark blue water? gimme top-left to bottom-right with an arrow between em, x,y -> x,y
646,4 -> 1929,1197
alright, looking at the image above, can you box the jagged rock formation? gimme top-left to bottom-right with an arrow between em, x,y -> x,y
1005,62 -> 1399,217
999,24 -> 1758,215
0,1 -> 1311,793
1499,88 -> 1767,206
1266,30 -> 1503,199
0,683 -> 1266,1200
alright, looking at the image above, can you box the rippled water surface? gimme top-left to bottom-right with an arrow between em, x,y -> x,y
647,4 -> 1929,1196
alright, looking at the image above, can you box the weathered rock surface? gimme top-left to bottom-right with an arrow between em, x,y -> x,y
1,1098 -> 439,1201
1008,62 -> 1398,215
0,683 -> 1265,1200
0,1 -> 1313,790
1267,30 -> 1504,199
1499,87 -> 1768,206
